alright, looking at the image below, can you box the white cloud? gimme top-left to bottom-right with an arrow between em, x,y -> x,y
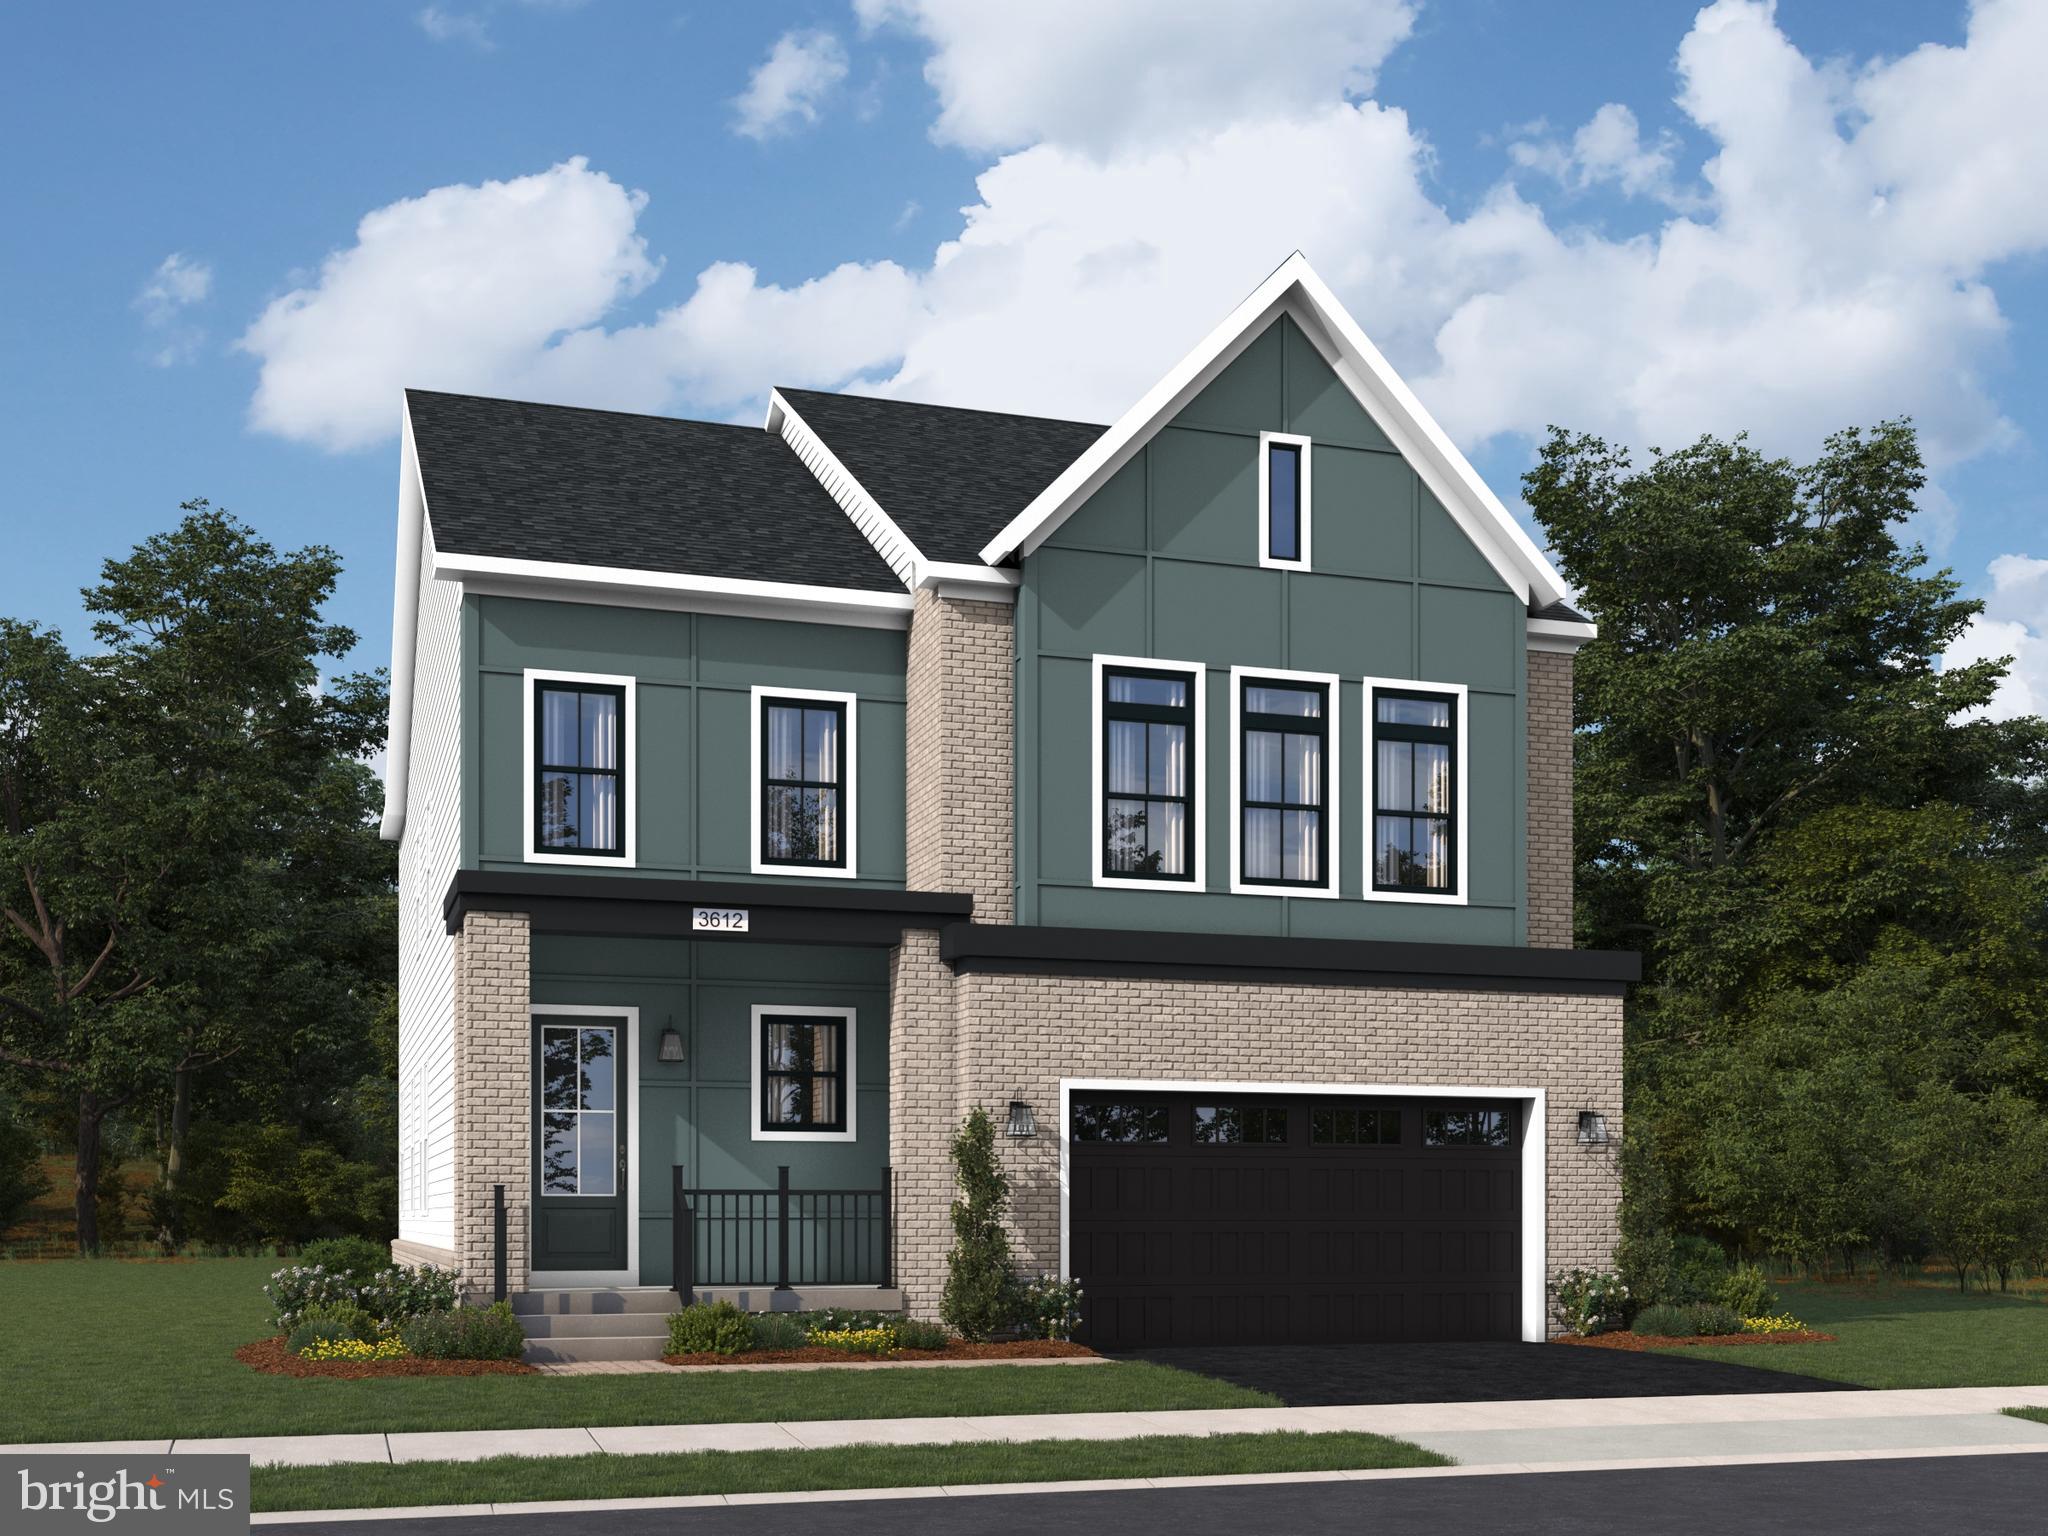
1509,104 -> 1688,203
733,29 -> 849,140
416,7 -> 494,50
135,253 -> 213,366
1945,553 -> 2048,721
854,0 -> 1416,155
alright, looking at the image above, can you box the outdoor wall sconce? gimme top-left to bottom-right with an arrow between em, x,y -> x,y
1005,1099 -> 1037,1139
658,1018 -> 685,1064
1577,1111 -> 1609,1144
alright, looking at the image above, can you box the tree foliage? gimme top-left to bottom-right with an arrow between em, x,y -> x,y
941,1107 -> 1019,1340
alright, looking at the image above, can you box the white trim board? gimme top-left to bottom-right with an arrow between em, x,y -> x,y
978,252 -> 1570,613
529,1004 -> 642,1290
1057,1076 -> 1549,1344
1360,675 -> 1470,907
1527,615 -> 1598,654
522,668 -> 639,869
1227,665 -> 1340,898
380,401 -> 432,842
750,1004 -> 859,1143
1089,654 -> 1208,893
749,685 -> 860,879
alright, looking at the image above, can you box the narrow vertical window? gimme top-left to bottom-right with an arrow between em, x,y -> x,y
534,680 -> 625,856
1102,667 -> 1195,880
1267,442 -> 1301,562
1373,689 -> 1457,893
761,697 -> 846,867
1240,678 -> 1326,886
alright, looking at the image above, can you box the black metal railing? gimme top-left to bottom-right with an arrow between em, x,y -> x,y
672,1164 -> 892,1302
492,1183 -> 508,1302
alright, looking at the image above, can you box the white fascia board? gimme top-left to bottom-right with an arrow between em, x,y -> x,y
381,401 -> 429,843
767,388 -> 1015,603
1527,616 -> 1598,654
430,550 -> 915,630
979,252 -> 1571,612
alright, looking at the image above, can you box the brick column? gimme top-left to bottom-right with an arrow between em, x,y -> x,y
905,588 -> 1015,919
887,930 -> 959,1319
452,909 -> 531,1300
1526,649 -> 1575,948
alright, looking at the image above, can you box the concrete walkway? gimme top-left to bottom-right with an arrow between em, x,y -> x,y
12,1385 -> 2048,1470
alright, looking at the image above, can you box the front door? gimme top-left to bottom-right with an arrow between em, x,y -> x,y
533,1014 -> 629,1273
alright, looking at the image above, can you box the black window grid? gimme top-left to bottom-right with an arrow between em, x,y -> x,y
1372,685 -> 1458,895
532,679 -> 627,857
759,697 -> 848,869
1239,676 -> 1329,889
1101,666 -> 1197,883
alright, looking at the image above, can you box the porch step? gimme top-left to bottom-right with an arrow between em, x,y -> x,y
511,1288 -> 679,1317
523,1333 -> 670,1364
518,1312 -> 682,1339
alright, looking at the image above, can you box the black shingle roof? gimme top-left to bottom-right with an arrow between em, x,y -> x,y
406,390 -> 905,593
1530,598 -> 1593,625
776,388 -> 1105,564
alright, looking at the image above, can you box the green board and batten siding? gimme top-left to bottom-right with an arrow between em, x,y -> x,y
1016,314 -> 1529,944
533,936 -> 890,1287
461,596 -> 908,886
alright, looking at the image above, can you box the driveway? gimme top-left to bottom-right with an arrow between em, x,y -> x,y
1108,1340 -> 1858,1404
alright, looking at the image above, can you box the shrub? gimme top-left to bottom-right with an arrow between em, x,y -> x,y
1550,1269 -> 1629,1337
1629,1302 -> 1697,1338
1716,1263 -> 1776,1319
297,1236 -> 391,1280
265,1265 -> 361,1330
1019,1274 -> 1085,1341
1690,1301 -> 1743,1337
286,1318 -> 356,1354
747,1312 -> 810,1351
0,1115 -> 50,1237
895,1318 -> 949,1351
1665,1234 -> 1729,1304
807,1325 -> 897,1355
298,1337 -> 407,1362
1743,1313 -> 1808,1335
942,1108 -> 1019,1341
298,1301 -> 381,1343
399,1302 -> 526,1361
666,1300 -> 752,1357
265,1261 -> 453,1332
810,1307 -> 891,1332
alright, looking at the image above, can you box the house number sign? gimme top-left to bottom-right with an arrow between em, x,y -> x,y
691,907 -> 749,933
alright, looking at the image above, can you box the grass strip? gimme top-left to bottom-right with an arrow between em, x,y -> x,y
2002,1408 -> 2048,1427
252,1431 -> 1448,1513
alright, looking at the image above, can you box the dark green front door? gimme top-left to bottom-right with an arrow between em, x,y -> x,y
533,1015 -> 629,1273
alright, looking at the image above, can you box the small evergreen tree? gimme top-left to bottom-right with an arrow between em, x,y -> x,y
940,1107 -> 1017,1340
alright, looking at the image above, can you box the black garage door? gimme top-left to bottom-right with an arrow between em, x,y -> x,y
1069,1091 -> 1521,1349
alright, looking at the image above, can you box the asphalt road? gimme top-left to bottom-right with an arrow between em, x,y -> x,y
277,1454 -> 2048,1536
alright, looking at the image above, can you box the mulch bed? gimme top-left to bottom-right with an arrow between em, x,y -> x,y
662,1340 -> 1096,1367
236,1337 -> 536,1378
1555,1330 -> 1836,1351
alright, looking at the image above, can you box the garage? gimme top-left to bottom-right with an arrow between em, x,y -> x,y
1067,1090 -> 1523,1349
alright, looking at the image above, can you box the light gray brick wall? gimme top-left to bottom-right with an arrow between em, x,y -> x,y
452,909 -> 532,1298
888,965 -> 1622,1333
905,588 -> 1015,920
1526,648 -> 1576,949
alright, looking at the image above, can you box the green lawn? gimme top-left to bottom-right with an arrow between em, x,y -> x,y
0,1258 -> 1269,1444
252,1431 -> 1447,1513
2005,1408 -> 2048,1427
1651,1282 -> 2048,1389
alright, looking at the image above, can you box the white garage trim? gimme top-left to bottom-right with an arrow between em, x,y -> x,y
1058,1077 -> 1549,1344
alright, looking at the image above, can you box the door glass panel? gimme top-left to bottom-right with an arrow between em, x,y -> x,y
542,1028 -> 578,1110
541,1112 -> 578,1193
1072,1101 -> 1169,1143
578,1112 -> 615,1195
579,1028 -> 615,1110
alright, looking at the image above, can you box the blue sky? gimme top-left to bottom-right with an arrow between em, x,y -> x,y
3,0 -> 2043,712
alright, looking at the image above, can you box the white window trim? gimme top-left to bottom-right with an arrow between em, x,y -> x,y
529,1003 -> 641,1290
1361,674 -> 1470,906
1257,430 -> 1313,571
751,1004 -> 858,1143
1057,1077 -> 1549,1343
1089,653 -> 1208,892
1228,664 -> 1341,899
522,668 -> 638,868
749,686 -> 860,879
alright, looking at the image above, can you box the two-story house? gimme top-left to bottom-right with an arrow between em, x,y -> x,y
383,254 -> 1636,1359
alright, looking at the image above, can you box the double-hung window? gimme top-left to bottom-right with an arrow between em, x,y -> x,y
527,671 -> 633,864
752,688 -> 856,876
752,1005 -> 855,1141
1233,670 -> 1336,894
1099,664 -> 1197,882
1368,682 -> 1463,898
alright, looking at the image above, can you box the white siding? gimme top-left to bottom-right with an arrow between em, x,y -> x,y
397,511 -> 462,1253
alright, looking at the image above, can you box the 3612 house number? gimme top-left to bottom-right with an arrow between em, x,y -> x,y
691,907 -> 749,933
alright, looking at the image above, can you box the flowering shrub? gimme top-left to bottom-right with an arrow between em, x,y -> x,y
1550,1269 -> 1629,1336
1742,1313 -> 1809,1335
266,1263 -> 455,1331
298,1337 -> 408,1362
807,1326 -> 899,1355
1019,1273 -> 1085,1341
